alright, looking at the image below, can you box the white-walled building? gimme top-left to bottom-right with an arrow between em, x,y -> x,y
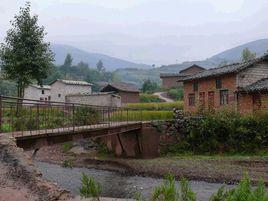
24,79 -> 92,102
50,79 -> 92,102
24,85 -> 51,101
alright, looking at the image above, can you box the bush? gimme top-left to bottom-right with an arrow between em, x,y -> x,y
79,173 -> 102,200
171,112 -> 268,154
74,107 -> 100,126
140,93 -> 164,103
168,88 -> 184,101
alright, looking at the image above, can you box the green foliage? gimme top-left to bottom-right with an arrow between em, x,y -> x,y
172,112 -> 268,154
127,101 -> 183,111
168,88 -> 184,101
140,93 -> 164,103
151,174 -> 196,201
110,110 -> 173,121
74,107 -> 100,126
0,2 -> 54,97
96,60 -> 104,72
62,159 -> 74,168
79,173 -> 102,200
209,173 -> 268,201
242,48 -> 256,61
142,79 -> 160,93
61,142 -> 73,153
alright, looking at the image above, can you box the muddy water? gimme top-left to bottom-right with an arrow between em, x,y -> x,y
36,161 -> 234,201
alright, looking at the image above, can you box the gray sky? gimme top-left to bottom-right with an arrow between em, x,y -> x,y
0,0 -> 268,65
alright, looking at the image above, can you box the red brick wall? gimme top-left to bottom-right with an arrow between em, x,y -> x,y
161,76 -> 182,89
238,93 -> 268,114
183,74 -> 237,113
119,91 -> 140,104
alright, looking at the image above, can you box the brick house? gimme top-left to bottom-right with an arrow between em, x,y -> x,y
101,82 -> 140,104
160,64 -> 205,89
182,57 -> 268,114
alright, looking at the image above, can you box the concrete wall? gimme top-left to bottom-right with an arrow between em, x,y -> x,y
184,74 -> 237,113
24,86 -> 51,101
119,91 -> 140,104
66,93 -> 121,107
237,61 -> 268,88
50,81 -> 92,102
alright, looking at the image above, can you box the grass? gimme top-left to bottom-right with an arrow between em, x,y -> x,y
61,142 -> 73,153
110,110 -> 173,121
126,101 -> 183,111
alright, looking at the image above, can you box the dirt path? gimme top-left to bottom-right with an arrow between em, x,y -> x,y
153,92 -> 174,102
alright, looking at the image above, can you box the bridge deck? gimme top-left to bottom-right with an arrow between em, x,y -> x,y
1,121 -> 143,139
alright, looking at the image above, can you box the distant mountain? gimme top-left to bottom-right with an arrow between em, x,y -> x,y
114,39 -> 268,86
209,39 -> 268,63
51,44 -> 150,71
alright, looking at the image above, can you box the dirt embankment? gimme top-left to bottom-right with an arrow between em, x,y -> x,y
0,135 -> 72,201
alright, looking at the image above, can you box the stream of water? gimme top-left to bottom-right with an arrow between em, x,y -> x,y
36,161 -> 235,201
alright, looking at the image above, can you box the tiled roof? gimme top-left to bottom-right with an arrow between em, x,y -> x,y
183,56 -> 267,81
240,78 -> 268,93
179,64 -> 206,74
160,73 -> 188,78
51,79 -> 93,86
101,82 -> 140,92
30,84 -> 51,90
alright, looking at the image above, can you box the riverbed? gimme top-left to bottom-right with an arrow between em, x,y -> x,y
36,161 -> 235,201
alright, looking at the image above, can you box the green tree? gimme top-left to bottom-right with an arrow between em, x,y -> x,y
96,60 -> 104,72
242,48 -> 256,61
63,53 -> 73,68
142,79 -> 159,93
0,2 -> 54,98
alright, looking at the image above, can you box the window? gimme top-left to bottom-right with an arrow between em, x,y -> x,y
188,93 -> 195,106
216,78 -> 222,89
193,82 -> 198,91
220,90 -> 228,105
40,97 -> 44,101
58,94 -> 61,98
48,96 -> 51,101
42,90 -> 45,94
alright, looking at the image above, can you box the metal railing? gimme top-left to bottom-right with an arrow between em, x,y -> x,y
0,95 -> 143,137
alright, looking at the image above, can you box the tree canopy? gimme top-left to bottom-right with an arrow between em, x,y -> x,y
242,48 -> 256,62
0,2 -> 54,97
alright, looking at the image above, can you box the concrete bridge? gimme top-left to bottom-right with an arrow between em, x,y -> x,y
0,96 -> 164,158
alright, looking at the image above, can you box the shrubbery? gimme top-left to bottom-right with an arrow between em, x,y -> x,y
167,88 -> 184,101
169,111 -> 268,154
140,93 -> 164,103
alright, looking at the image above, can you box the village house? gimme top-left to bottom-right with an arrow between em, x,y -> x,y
24,84 -> 51,101
101,82 -> 140,104
181,56 -> 268,114
24,79 -> 92,102
160,64 -> 205,89
50,79 -> 92,102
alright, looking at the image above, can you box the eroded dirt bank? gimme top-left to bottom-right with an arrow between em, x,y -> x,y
0,135 -> 72,201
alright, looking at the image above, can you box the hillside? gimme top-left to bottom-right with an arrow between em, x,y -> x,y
115,39 -> 268,86
51,44 -> 150,71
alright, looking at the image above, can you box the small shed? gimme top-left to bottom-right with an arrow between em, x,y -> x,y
101,82 -> 140,104
66,92 -> 121,107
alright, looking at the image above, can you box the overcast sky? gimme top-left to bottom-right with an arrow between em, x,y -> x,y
0,0 -> 268,65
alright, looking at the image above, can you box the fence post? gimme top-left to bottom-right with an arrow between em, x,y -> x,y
72,103 -> 75,132
108,107 -> 111,127
127,108 -> 128,125
0,95 -> 2,132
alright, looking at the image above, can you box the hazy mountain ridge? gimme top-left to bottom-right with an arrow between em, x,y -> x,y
115,39 -> 268,86
51,44 -> 150,71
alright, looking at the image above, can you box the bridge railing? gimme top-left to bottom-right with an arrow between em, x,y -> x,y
0,95 -> 143,137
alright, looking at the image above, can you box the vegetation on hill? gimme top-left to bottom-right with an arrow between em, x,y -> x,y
167,88 -> 184,101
